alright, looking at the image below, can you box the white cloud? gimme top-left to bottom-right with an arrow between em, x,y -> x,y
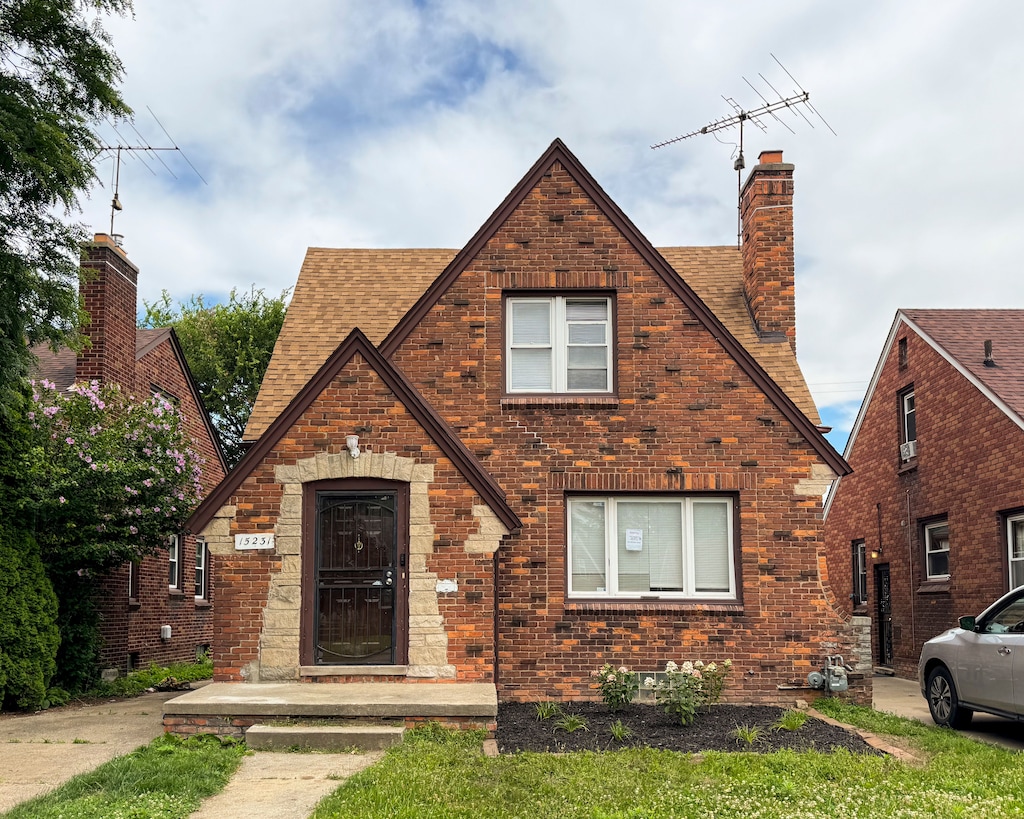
77,0 -> 1024,450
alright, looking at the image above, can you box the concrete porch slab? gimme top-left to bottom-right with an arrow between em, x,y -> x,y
163,681 -> 497,720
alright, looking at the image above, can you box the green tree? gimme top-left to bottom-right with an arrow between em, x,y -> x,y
0,0 -> 133,418
141,287 -> 289,466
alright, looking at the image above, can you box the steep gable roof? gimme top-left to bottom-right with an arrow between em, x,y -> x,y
244,139 -> 845,476
824,308 -> 1024,517
188,328 -> 522,535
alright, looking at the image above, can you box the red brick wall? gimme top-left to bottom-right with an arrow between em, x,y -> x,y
384,160 -> 857,703
94,327 -> 225,672
825,326 -> 1024,677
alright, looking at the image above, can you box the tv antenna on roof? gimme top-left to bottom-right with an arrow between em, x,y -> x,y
651,55 -> 835,246
94,106 -> 207,244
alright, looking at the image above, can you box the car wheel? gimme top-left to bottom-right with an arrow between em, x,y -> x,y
926,666 -> 973,728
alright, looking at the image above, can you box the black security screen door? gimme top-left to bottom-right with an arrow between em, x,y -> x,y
315,492 -> 397,665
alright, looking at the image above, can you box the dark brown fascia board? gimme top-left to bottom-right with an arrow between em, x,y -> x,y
163,328 -> 229,474
187,328 -> 521,535
135,328 -> 171,360
380,137 -> 850,477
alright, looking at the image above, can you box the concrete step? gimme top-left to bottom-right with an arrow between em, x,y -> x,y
245,724 -> 405,752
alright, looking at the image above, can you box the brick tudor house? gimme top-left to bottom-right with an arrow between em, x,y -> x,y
33,234 -> 227,673
186,140 -> 865,707
825,309 -> 1024,678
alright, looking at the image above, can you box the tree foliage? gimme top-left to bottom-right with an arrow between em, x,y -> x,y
141,287 -> 289,466
0,0 -> 132,417
21,378 -> 204,575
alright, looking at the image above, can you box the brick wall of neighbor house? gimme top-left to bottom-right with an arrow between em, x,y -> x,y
79,236 -> 225,674
78,237 -> 139,388
209,355 -> 501,684
383,159 -> 860,704
825,328 -> 1024,677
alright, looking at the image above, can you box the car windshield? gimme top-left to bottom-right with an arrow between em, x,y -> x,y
980,595 -> 1024,634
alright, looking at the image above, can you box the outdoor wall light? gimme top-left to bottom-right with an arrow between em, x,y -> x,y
871,547 -> 883,560
346,434 -> 360,459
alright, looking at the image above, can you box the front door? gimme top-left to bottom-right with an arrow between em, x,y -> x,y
876,564 -> 894,667
314,491 -> 405,665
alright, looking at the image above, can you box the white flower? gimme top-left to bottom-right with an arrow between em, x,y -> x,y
644,677 -> 655,687
607,673 -> 617,682
707,662 -> 717,672
724,659 -> 733,666
665,661 -> 678,672
694,660 -> 704,669
681,661 -> 694,673
618,666 -> 628,674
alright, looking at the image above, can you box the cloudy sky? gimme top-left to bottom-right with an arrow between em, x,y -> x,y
79,1 -> 1024,452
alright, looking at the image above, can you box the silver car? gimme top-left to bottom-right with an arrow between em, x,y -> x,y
919,587 -> 1024,728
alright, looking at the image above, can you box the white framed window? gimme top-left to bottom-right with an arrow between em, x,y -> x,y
507,296 -> 611,393
128,560 -> 140,602
194,540 -> 208,600
168,534 -> 181,590
568,496 -> 736,600
852,540 -> 867,605
901,389 -> 916,444
1008,514 -> 1024,589
924,521 -> 950,579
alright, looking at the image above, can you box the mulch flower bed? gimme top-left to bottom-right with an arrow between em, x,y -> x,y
496,702 -> 883,755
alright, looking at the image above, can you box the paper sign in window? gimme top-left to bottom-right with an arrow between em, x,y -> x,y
625,529 -> 644,552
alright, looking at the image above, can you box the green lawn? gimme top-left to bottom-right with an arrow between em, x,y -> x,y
312,705 -> 1024,819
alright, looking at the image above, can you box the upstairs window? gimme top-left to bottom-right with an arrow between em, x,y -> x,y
168,534 -> 181,590
568,495 -> 736,600
852,540 -> 867,605
899,388 -> 917,461
1008,513 -> 1024,590
507,296 -> 611,393
924,520 -> 950,580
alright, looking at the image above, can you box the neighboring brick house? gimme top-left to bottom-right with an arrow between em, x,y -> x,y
33,234 -> 227,673
824,309 -> 1024,678
188,140 -> 862,704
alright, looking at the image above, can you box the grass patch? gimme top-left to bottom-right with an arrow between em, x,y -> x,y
85,656 -> 213,700
312,714 -> 1024,818
5,733 -> 245,819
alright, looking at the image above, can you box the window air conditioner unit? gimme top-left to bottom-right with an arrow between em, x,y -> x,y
900,440 -> 917,461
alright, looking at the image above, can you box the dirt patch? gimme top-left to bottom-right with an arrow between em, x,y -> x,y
496,702 -> 884,755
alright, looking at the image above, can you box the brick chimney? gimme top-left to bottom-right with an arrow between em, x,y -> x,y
740,150 -> 795,351
76,234 -> 139,389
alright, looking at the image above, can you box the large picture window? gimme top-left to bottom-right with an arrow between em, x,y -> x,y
924,520 -> 950,580
507,296 -> 611,393
1008,513 -> 1024,590
568,496 -> 735,600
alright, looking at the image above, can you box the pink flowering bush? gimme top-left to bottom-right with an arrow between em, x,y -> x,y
22,379 -> 204,574
645,659 -> 733,726
593,663 -> 639,710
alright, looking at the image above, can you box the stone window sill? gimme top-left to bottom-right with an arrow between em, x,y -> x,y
299,665 -> 409,677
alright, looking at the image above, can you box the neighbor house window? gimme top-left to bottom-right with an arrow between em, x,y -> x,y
507,296 -> 611,392
568,496 -> 735,600
924,520 -> 950,579
128,560 -> 140,603
1008,514 -> 1024,589
852,540 -> 867,605
168,534 -> 181,590
194,540 -> 208,600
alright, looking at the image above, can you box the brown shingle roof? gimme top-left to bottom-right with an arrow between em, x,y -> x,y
31,328 -> 173,390
244,245 -> 820,439
903,309 -> 1024,420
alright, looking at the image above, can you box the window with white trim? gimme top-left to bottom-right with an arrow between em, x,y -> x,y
852,540 -> 867,605
1008,514 -> 1024,589
568,496 -> 735,599
168,534 -> 181,590
194,540 -> 208,600
924,520 -> 949,579
901,389 -> 916,444
507,296 -> 611,393
128,560 -> 140,602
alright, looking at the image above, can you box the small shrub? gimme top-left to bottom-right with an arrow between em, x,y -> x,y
593,663 -> 639,711
608,719 -> 633,743
534,701 -> 562,720
774,709 -> 808,732
645,659 -> 732,726
555,713 -> 589,733
733,724 -> 762,747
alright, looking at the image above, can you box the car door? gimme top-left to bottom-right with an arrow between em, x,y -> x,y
956,592 -> 1024,713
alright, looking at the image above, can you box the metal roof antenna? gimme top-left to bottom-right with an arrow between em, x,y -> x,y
95,106 -> 208,244
651,55 -> 835,248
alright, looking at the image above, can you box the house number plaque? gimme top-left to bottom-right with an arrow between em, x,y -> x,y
235,533 -> 275,550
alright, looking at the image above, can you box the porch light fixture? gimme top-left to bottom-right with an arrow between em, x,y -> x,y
871,546 -> 883,560
346,434 -> 360,459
